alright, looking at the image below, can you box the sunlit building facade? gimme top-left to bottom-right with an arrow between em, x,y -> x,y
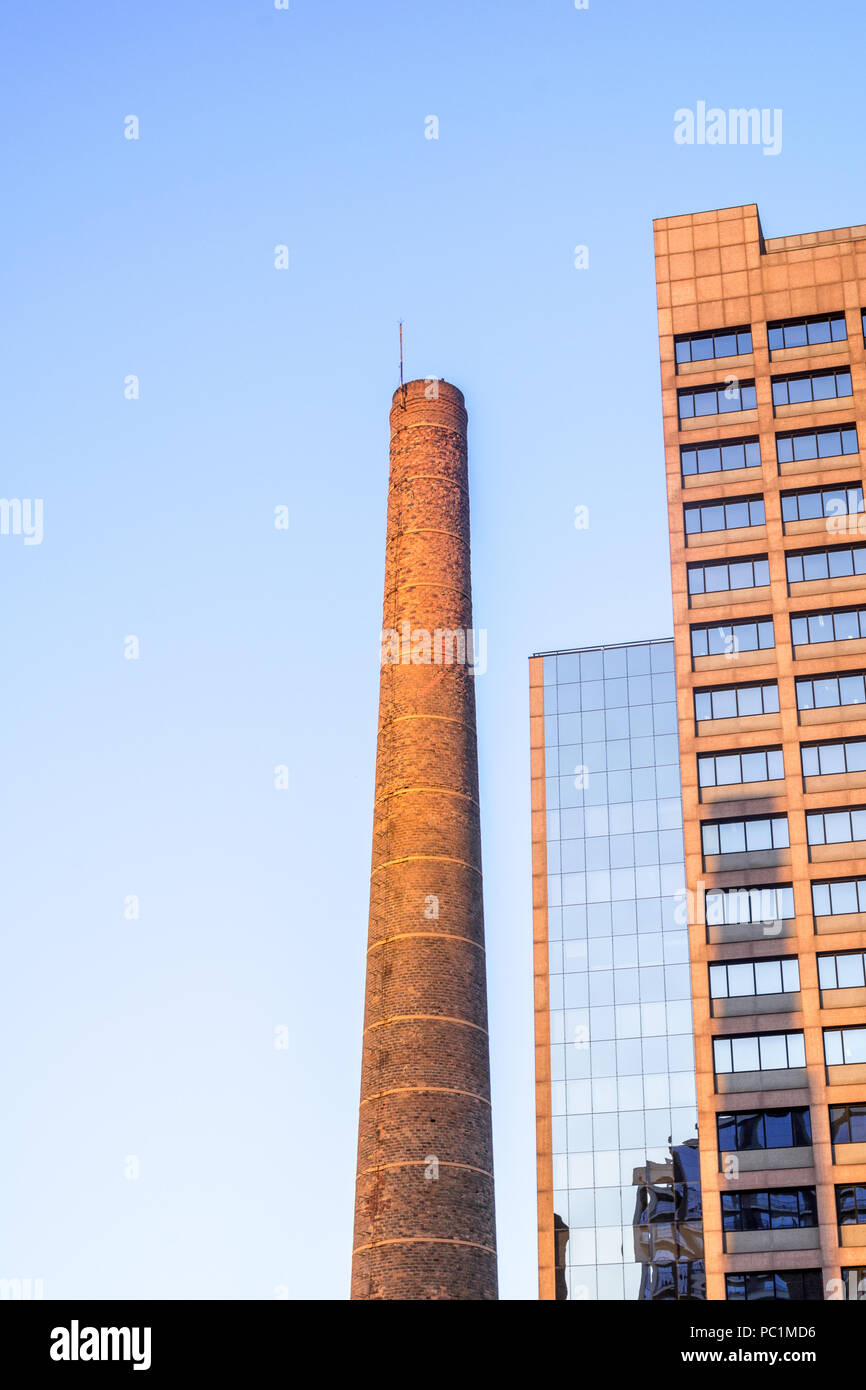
654,205 -> 866,1301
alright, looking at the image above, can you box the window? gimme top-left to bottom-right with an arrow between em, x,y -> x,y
678,381 -> 757,420
786,542 -> 866,584
685,497 -> 765,535
830,1103 -> 866,1144
699,747 -> 784,789
691,619 -> 774,659
705,884 -> 794,927
824,1026 -> 866,1066
802,739 -> 866,778
796,672 -> 866,711
702,816 -> 789,857
837,1185 -> 866,1226
681,437 -> 761,478
695,682 -> 779,722
710,957 -> 799,999
718,1108 -> 812,1153
772,369 -> 852,408
781,484 -> 864,524
843,1267 -> 866,1300
768,313 -> 847,352
676,327 -> 753,365
819,952 -> 866,990
812,877 -> 866,917
806,806 -> 866,846
776,425 -> 858,464
725,1269 -> 823,1301
791,606 -> 866,647
722,1187 -> 817,1232
713,1031 -> 805,1074
688,556 -> 769,597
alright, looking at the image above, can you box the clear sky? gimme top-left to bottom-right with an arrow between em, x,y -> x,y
1,0 -> 864,1300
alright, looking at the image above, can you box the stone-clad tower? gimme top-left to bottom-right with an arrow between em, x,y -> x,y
351,379 -> 498,1300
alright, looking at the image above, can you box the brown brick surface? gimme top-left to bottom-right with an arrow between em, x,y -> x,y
351,380 -> 498,1300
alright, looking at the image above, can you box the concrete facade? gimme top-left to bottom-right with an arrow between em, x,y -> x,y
655,204 -> 866,1300
351,380 -> 497,1300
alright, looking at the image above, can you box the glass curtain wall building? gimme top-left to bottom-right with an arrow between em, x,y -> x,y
530,638 -> 705,1300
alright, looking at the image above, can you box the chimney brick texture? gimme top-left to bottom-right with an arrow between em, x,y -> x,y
351,379 -> 498,1300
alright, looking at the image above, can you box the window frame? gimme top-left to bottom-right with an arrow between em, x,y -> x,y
791,606 -> 866,648
767,313 -> 847,353
713,1030 -> 805,1075
721,1186 -> 818,1233
684,496 -> 766,536
823,1026 -> 866,1066
785,541 -> 866,586
717,1108 -> 812,1154
705,884 -> 794,927
771,368 -> 853,408
811,876 -> 866,918
678,380 -> 758,421
691,619 -> 775,659
796,671 -> 866,712
675,326 -> 753,366
818,951 -> 866,990
701,814 -> 789,858
806,805 -> 866,847
687,555 -> 770,598
781,483 -> 864,524
709,956 -> 800,1000
681,436 -> 761,479
776,424 -> 859,464
698,746 -> 785,789
695,681 -> 779,723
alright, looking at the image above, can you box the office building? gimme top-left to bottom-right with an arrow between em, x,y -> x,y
654,205 -> 866,1301
530,638 -> 705,1300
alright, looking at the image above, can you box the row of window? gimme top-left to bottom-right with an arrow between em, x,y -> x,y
721,1184 -> 866,1236
691,606 -> 866,657
719,1103 -> 866,1153
678,368 -> 853,422
697,736 -> 866,787
702,807 -> 866,854
722,1186 -> 817,1232
718,1105 -> 812,1153
681,425 -> 858,477
685,483 -> 863,536
710,956 -> 799,999
713,1026 -> 866,1074
688,542 -> 866,597
675,312 -> 851,369
725,1268 -> 823,1302
695,671 -> 866,721
722,1184 -> 866,1236
705,877 -> 866,925
698,746 -> 783,787
708,950 -> 866,1000
726,1266 -> 866,1301
700,814 -> 788,857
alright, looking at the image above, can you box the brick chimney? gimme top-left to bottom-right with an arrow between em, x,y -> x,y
351,379 -> 498,1300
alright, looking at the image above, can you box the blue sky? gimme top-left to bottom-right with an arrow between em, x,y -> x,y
1,0 -> 863,1299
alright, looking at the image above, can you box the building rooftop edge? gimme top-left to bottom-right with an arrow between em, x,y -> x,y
531,636 -> 673,659
654,203 -> 866,248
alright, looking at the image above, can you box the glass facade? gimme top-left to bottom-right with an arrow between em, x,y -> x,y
540,638 -> 704,1300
